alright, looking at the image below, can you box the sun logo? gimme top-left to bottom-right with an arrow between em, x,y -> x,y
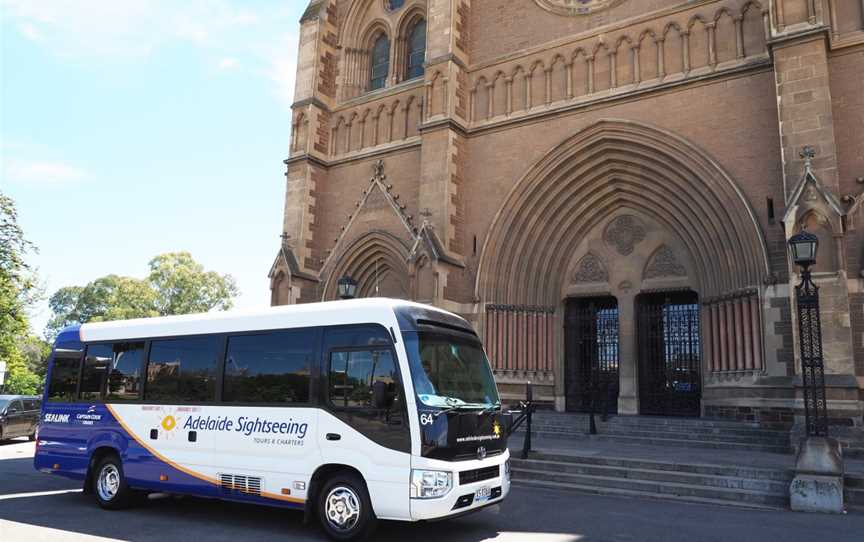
161,415 -> 177,432
493,421 -> 501,437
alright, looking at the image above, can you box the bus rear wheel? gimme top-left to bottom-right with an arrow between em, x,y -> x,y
92,455 -> 135,510
317,473 -> 377,541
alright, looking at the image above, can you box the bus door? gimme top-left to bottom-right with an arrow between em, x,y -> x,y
318,325 -> 412,520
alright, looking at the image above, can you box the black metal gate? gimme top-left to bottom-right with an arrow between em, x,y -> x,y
564,297 -> 619,414
637,291 -> 702,417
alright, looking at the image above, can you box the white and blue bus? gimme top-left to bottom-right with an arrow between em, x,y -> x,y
35,299 -> 510,540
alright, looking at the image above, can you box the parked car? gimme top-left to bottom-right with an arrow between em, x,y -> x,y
0,395 -> 41,442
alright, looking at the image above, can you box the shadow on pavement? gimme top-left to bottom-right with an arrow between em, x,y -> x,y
0,461 -> 579,542
0,491 -> 574,542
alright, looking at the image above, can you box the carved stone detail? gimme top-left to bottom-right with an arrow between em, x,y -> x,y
604,215 -> 646,256
534,0 -> 627,17
573,253 -> 608,283
644,245 -> 687,279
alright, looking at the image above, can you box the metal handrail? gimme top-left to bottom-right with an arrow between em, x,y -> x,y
506,382 -> 535,459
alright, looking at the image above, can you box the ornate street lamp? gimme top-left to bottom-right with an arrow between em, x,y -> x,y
788,231 -> 828,438
337,275 -> 359,300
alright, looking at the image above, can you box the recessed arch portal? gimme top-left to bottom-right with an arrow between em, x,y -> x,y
476,119 -> 771,307
323,230 -> 412,300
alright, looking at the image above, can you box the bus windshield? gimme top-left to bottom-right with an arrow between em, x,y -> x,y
402,330 -> 500,409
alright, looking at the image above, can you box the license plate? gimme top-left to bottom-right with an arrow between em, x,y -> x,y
474,486 -> 492,502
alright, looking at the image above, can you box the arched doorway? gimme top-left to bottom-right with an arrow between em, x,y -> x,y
637,290 -> 702,417
564,296 -> 620,414
476,120 -> 771,414
322,230 -> 412,300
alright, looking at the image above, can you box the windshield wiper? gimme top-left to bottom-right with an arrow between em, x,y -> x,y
479,402 -> 502,415
433,401 -> 500,418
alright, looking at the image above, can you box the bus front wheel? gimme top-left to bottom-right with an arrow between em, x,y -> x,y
317,473 -> 377,542
92,455 -> 135,510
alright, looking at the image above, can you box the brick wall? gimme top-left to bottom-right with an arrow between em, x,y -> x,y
770,295 -> 796,376
469,0 -> 682,64
852,293 -> 864,376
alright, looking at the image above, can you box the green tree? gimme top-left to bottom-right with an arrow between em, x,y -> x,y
20,335 -> 51,380
148,252 -> 239,315
46,252 -> 239,337
0,191 -> 41,394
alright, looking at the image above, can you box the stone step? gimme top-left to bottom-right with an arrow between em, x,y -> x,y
531,414 -> 772,430
512,478 -> 784,511
512,468 -> 789,508
524,426 -> 789,445
590,428 -> 787,445
514,431 -> 791,453
845,473 -> 864,489
532,420 -> 787,434
525,451 -> 794,481
532,419 -> 789,436
846,488 -> 864,509
530,422 -> 789,439
510,458 -> 790,493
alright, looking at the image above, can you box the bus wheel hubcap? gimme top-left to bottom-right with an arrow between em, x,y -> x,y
97,464 -> 121,501
325,487 -> 360,531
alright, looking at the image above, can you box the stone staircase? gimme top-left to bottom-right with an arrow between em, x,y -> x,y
518,412 -> 792,454
847,472 -> 864,510
509,413 -> 864,511
511,451 -> 792,510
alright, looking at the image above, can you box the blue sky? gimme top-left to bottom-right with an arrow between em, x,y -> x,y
1,1 -> 307,336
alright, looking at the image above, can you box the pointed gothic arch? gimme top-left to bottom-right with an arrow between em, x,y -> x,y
322,230 -> 412,300
476,119 -> 771,306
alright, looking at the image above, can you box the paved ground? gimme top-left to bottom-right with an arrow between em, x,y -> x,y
1,439 -> 861,542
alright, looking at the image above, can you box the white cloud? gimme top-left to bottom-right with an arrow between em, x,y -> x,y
1,0 -> 300,111
218,56 -> 239,71
2,160 -> 87,184
262,33 -> 299,110
17,22 -> 42,41
0,0 -> 266,59
2,159 -> 87,185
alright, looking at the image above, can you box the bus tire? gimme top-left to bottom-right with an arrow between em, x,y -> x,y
92,455 -> 134,510
317,473 -> 377,542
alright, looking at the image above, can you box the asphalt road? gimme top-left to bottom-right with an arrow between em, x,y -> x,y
1,439 -> 861,542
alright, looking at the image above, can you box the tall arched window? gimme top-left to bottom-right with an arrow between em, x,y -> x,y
369,34 -> 390,91
406,20 -> 426,80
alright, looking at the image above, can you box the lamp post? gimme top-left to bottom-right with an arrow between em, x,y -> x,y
787,230 -> 843,513
337,275 -> 359,300
0,361 -> 6,394
788,231 -> 828,438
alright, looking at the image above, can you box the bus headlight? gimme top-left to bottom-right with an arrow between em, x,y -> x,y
504,459 -> 511,480
410,469 -> 452,499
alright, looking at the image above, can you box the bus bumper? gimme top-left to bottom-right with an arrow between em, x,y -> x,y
409,453 -> 511,521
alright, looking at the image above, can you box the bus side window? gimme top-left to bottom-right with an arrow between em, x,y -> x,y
145,336 -> 220,402
80,344 -> 114,401
328,349 -> 399,412
107,342 -> 145,401
47,345 -> 84,402
223,329 -> 315,405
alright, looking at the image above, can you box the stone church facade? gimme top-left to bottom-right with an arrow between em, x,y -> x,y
271,0 -> 864,428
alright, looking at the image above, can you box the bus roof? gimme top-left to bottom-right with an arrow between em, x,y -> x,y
77,298 -> 463,343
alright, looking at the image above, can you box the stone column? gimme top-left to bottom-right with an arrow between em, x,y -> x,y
618,293 -> 639,414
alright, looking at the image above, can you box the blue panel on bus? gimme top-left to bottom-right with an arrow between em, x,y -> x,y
35,402 -> 304,510
54,325 -> 82,347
